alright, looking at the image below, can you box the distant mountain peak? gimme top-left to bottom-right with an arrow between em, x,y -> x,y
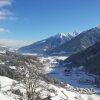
48,26 -> 100,56
53,32 -> 79,40
95,26 -> 100,29
54,33 -> 69,40
56,33 -> 68,38
18,31 -> 79,54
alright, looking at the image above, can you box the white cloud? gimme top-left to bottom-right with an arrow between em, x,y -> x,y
0,9 -> 12,16
0,0 -> 12,7
0,9 -> 16,20
0,27 -> 9,32
0,0 -> 16,20
0,39 -> 34,48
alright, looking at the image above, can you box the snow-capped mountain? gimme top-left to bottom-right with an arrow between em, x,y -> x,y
47,26 -> 100,56
18,32 -> 79,55
54,32 -> 79,40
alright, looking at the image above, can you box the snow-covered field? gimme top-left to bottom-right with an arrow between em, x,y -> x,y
0,75 -> 100,100
0,56 -> 100,100
0,93 -> 14,100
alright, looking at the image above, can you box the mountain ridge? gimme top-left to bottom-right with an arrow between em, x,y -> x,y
63,42 -> 100,76
18,32 -> 79,54
47,26 -> 100,55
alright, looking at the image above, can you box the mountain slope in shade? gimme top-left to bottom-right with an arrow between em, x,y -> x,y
47,26 -> 100,55
63,42 -> 100,75
18,32 -> 79,54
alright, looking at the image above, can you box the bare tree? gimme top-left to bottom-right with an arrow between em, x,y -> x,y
13,57 -> 47,100
0,81 -> 1,90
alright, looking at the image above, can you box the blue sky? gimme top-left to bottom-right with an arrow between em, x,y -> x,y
0,0 -> 100,47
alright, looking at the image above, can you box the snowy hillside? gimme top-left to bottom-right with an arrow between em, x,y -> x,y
39,56 -> 100,100
0,55 -> 100,100
0,76 -> 15,100
0,74 -> 99,100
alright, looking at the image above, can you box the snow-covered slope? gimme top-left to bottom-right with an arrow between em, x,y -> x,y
18,32 -> 79,55
0,93 -> 14,100
39,56 -> 100,100
0,76 -> 15,100
0,55 -> 100,100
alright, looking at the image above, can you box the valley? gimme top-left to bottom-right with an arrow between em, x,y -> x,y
0,51 -> 100,100
38,56 -> 100,100
1,0 -> 100,99
0,26 -> 100,100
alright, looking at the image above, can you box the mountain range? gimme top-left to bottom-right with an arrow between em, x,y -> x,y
18,26 -> 100,56
47,26 -> 100,55
18,32 -> 79,55
1,26 -> 100,100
